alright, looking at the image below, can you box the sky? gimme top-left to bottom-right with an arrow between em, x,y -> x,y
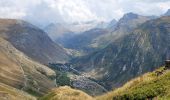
0,0 -> 169,26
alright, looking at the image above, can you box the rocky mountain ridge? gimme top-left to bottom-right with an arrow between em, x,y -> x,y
71,16 -> 170,90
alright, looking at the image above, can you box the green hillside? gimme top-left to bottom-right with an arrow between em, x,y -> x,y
39,67 -> 170,100
39,86 -> 94,100
97,67 -> 170,100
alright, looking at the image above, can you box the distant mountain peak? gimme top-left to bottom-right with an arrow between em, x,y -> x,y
110,19 -> 117,23
115,12 -> 150,32
122,12 -> 139,20
107,19 -> 117,29
164,9 -> 170,16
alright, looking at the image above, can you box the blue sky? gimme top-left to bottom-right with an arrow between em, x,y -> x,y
0,0 -> 169,26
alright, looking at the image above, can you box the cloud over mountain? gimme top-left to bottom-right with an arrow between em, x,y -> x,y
0,0 -> 169,26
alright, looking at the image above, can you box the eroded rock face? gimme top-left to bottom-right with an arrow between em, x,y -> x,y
0,37 -> 56,95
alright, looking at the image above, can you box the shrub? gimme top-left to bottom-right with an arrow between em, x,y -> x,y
56,73 -> 70,86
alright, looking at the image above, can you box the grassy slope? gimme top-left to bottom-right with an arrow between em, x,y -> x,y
0,37 -> 56,96
0,82 -> 36,100
40,66 -> 170,100
39,86 -> 94,100
96,67 -> 170,100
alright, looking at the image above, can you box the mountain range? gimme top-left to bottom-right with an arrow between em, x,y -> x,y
0,8 -> 170,100
0,19 -> 70,64
58,28 -> 110,56
53,12 -> 153,56
71,15 -> 170,90
44,20 -> 111,42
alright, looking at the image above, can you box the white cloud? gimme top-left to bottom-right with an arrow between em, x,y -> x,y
0,0 -> 169,26
52,0 -> 99,22
0,7 -> 26,18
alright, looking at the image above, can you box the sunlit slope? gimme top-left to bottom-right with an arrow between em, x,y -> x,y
97,67 -> 170,100
0,37 -> 56,96
40,86 -> 94,100
0,82 -> 36,100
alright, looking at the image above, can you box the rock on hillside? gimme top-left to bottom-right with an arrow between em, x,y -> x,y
0,19 -> 69,64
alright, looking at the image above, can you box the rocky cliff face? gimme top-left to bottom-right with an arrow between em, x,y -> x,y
72,16 -> 170,90
0,19 -> 70,64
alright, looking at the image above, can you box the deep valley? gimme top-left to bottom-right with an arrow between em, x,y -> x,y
0,1 -> 170,100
